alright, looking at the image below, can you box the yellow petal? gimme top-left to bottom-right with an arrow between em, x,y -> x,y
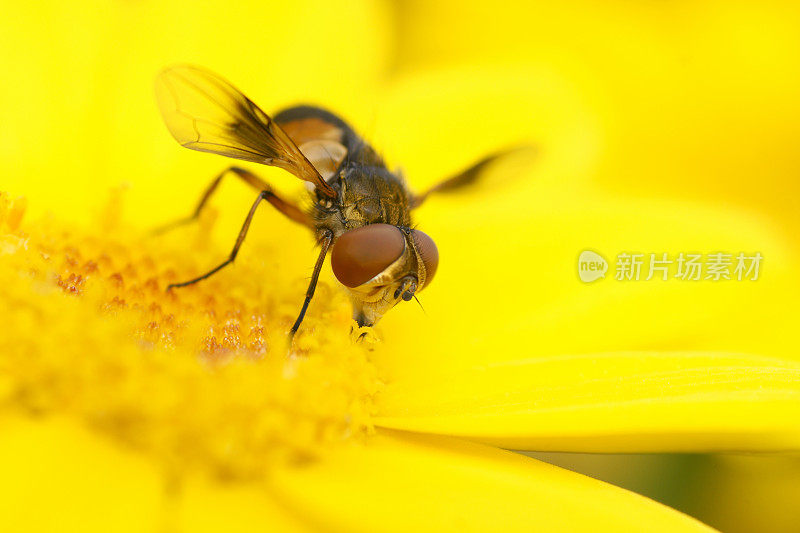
374,352 -> 800,452
393,2 -> 800,226
270,429 -> 715,532
373,182 -> 800,379
0,415 -> 162,533
175,475 -> 312,533
368,59 -> 800,378
0,415 -> 314,532
0,0 -> 390,226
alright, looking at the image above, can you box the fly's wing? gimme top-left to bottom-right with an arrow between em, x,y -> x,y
155,65 -> 337,199
411,145 -> 537,208
273,106 -> 353,182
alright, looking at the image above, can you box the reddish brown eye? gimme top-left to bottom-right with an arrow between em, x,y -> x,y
331,224 -> 405,288
411,229 -> 438,288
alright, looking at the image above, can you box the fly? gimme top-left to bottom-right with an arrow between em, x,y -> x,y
154,65 -> 524,336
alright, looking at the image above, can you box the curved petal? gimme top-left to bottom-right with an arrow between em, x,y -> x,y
0,0 -> 390,225
369,64 -> 800,381
393,2 -> 800,229
372,180 -> 800,383
176,474 -> 312,533
373,352 -> 800,452
270,429 -> 715,532
0,416 -> 312,533
0,416 -> 163,532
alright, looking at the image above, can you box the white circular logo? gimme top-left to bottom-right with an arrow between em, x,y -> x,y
578,250 -> 608,283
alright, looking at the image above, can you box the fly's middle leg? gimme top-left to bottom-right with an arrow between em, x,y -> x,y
152,166 -> 311,235
166,189 -> 277,290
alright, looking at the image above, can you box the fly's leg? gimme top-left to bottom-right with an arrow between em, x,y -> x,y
290,229 -> 334,336
152,166 -> 311,235
168,190 -> 279,290
410,146 -> 536,208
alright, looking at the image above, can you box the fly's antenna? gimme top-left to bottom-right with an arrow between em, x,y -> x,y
413,295 -> 426,315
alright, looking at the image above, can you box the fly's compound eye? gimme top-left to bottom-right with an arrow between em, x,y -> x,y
411,229 -> 438,289
331,224 -> 405,288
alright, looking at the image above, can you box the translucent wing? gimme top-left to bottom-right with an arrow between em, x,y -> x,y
155,65 -> 337,198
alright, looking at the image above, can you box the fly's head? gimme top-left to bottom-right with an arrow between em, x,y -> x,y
330,223 -> 438,327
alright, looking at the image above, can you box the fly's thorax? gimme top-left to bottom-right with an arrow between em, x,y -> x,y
338,164 -> 412,227
310,164 -> 413,239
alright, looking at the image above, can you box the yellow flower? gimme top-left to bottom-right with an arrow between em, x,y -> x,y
2,1 -> 800,531
0,187 -> 789,533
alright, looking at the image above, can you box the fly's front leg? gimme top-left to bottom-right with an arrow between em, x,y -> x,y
152,166 -> 311,235
290,229 -> 334,337
168,189 -> 287,290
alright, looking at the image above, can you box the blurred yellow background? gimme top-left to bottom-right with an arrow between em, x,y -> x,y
2,1 -> 799,531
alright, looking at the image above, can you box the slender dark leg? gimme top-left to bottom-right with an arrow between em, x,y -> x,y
152,166 -> 311,235
167,190 -> 275,290
410,145 -> 536,208
290,230 -> 334,336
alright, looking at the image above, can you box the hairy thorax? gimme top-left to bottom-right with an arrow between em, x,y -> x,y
313,163 -> 413,241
